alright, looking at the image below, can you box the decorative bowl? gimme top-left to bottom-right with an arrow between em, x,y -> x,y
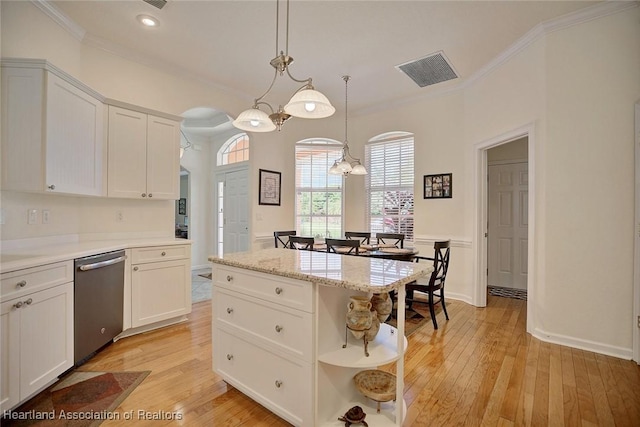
353,369 -> 397,403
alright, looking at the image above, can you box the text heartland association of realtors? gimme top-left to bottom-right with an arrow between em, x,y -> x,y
2,409 -> 183,421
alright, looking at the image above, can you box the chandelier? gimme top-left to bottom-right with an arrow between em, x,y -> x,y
232,0 -> 335,132
179,129 -> 192,159
329,76 -> 367,176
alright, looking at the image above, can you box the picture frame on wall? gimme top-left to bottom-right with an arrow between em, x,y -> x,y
424,173 -> 452,199
178,198 -> 187,215
258,169 -> 281,206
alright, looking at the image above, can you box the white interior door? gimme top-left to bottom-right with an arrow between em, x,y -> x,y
488,162 -> 528,289
222,169 -> 249,254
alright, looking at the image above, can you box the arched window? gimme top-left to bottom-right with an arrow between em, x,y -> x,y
365,131 -> 415,241
217,133 -> 250,166
295,138 -> 344,239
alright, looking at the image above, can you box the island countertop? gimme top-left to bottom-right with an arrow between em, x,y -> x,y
208,247 -> 432,292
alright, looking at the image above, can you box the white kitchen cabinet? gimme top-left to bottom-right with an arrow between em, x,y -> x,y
212,266 -> 314,426
0,262 -> 74,412
1,60 -> 105,196
107,105 -> 180,200
130,245 -> 191,328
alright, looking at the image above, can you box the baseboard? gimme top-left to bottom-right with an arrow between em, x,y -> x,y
114,315 -> 189,341
443,291 -> 473,305
532,327 -> 633,360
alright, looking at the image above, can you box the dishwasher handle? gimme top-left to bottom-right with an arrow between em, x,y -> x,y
78,255 -> 127,272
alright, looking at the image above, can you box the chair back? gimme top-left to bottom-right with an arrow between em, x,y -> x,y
325,238 -> 360,255
375,233 -> 405,248
345,232 -> 371,245
274,231 -> 296,248
289,236 -> 315,251
415,240 -> 451,289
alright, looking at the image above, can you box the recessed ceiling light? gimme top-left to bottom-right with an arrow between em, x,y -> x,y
137,14 -> 159,27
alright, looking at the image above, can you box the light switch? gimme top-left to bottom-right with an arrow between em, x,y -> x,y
42,209 -> 51,224
28,209 -> 38,225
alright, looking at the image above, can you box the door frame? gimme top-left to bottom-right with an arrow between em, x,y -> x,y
474,122 -> 535,334
634,102 -> 640,363
214,164 -> 250,256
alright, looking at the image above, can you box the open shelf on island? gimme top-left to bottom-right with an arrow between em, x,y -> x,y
318,323 -> 408,368
317,396 -> 407,427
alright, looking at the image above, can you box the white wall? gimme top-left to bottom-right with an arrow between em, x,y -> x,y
1,1 -> 639,357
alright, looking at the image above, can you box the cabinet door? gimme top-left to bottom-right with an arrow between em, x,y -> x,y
0,299 -> 20,412
45,72 -> 105,196
131,259 -> 190,327
107,106 -> 148,198
146,115 -> 180,200
19,282 -> 74,400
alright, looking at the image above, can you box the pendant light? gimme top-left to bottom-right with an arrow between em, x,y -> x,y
233,0 -> 335,132
329,76 -> 367,176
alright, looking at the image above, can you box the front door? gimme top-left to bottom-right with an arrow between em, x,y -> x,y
488,161 -> 528,289
222,169 -> 249,254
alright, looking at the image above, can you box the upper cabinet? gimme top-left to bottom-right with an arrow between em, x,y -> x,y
106,105 -> 180,200
1,60 -> 106,196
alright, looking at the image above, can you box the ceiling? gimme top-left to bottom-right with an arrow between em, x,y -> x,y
50,0 -> 601,138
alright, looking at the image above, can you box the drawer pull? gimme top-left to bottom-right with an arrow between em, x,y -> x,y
275,325 -> 283,333
141,193 -> 147,197
226,307 -> 233,314
16,280 -> 27,288
226,354 -> 233,361
133,266 -> 139,271
226,275 -> 233,282
148,193 -> 153,198
275,287 -> 283,295
48,184 -> 56,190
24,298 -> 33,305
275,380 -> 282,388
13,301 -> 23,309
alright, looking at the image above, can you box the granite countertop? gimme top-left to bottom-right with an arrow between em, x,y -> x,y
209,248 -> 432,292
0,237 -> 191,273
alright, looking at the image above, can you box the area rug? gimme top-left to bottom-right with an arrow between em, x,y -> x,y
386,307 -> 428,336
198,272 -> 212,280
1,371 -> 150,427
488,285 -> 527,300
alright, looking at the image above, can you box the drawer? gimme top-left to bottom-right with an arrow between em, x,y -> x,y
214,266 -> 313,313
130,245 -> 189,264
1,261 -> 73,302
214,327 -> 312,426
214,288 -> 313,362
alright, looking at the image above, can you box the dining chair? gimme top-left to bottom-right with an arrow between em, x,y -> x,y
405,240 -> 451,329
288,236 -> 315,251
325,238 -> 360,255
345,232 -> 371,245
375,233 -> 405,248
274,230 -> 297,248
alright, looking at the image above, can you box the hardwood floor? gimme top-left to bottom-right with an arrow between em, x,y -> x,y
82,295 -> 640,426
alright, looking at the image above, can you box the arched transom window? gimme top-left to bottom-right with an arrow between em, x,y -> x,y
218,133 -> 250,166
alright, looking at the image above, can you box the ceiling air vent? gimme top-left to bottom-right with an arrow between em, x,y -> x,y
396,51 -> 458,87
143,0 -> 167,10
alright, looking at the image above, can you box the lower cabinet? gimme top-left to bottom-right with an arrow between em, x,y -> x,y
0,282 -> 74,412
130,245 -> 191,328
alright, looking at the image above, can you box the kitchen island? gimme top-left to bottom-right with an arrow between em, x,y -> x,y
209,248 -> 432,427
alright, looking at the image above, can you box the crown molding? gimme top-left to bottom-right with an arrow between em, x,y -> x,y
31,0 -> 85,41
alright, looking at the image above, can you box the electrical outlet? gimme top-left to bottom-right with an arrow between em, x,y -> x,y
42,209 -> 51,224
116,211 -> 124,222
27,209 -> 38,225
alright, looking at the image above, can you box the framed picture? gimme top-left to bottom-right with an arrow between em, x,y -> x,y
178,198 -> 187,215
258,169 -> 281,206
424,173 -> 452,199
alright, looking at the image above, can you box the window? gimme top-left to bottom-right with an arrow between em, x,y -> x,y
365,132 -> 414,241
295,139 -> 344,239
217,133 -> 249,166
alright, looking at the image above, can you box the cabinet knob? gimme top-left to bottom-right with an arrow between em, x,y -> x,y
24,298 -> 33,305
275,380 -> 282,388
161,251 -> 166,256
226,354 -> 233,361
13,301 -> 23,309
16,280 -> 27,288
142,193 -> 147,197
226,307 -> 233,314
275,325 -> 283,333
133,266 -> 139,271
226,275 -> 233,282
275,287 -> 283,295
47,184 -> 56,190
148,193 -> 153,198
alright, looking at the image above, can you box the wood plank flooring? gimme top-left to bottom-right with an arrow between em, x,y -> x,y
81,295 -> 640,426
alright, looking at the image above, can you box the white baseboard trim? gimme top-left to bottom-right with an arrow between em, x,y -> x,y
443,291 -> 474,306
532,327 -> 633,360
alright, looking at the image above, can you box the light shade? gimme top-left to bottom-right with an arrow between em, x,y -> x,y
328,162 -> 341,175
285,88 -> 335,119
232,108 -> 277,132
350,163 -> 367,175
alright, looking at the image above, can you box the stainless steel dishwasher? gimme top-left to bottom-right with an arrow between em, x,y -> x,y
74,250 -> 126,365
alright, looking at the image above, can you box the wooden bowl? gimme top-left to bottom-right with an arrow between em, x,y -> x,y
353,369 -> 397,403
